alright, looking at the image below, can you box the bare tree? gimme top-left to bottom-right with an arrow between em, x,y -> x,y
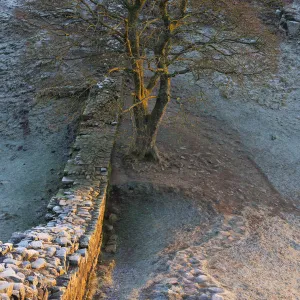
25,0 -> 279,161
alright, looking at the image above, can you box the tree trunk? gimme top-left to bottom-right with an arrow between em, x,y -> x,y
132,74 -> 171,161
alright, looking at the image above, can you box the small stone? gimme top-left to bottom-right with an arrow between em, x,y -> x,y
53,206 -> 63,213
164,278 -> 178,285
56,237 -> 72,247
46,247 -> 56,256
44,277 -> 56,287
24,285 -> 36,299
212,295 -> 224,300
17,240 -> 30,248
199,294 -> 209,300
24,249 -> 39,260
62,177 -> 74,185
0,268 -> 16,278
27,276 -> 38,286
3,243 -> 13,251
56,248 -> 67,259
0,293 -> 10,300
69,254 -> 82,266
208,287 -> 224,294
192,268 -> 203,276
3,259 -> 22,266
15,247 -> 27,255
31,258 -> 46,269
0,281 -> 13,295
16,272 -> 26,281
13,283 -> 26,299
36,233 -> 52,242
195,275 -> 208,283
189,257 -> 200,264
77,249 -> 87,257
21,261 -> 31,269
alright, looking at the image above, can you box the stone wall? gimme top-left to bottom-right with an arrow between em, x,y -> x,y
0,80 -> 120,300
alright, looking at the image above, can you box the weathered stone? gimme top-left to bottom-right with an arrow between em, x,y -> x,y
195,275 -> 208,283
46,247 -> 57,257
0,293 -> 10,300
49,290 -> 64,299
16,272 -> 25,281
55,237 -> 72,247
56,248 -> 67,259
76,248 -> 87,258
21,261 -> 31,269
31,258 -> 47,269
0,281 -> 13,296
27,275 -> 39,286
24,249 -> 39,260
10,232 -> 27,244
208,287 -> 224,294
62,177 -> 75,185
44,277 -> 57,287
3,258 -> 22,266
0,268 -> 16,278
69,254 -> 82,266
24,285 -> 36,299
36,233 -> 52,242
17,240 -> 30,248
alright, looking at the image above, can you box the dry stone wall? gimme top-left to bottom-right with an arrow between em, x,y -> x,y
0,80 -> 120,300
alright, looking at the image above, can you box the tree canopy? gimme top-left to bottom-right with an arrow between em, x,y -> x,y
25,0 -> 279,160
